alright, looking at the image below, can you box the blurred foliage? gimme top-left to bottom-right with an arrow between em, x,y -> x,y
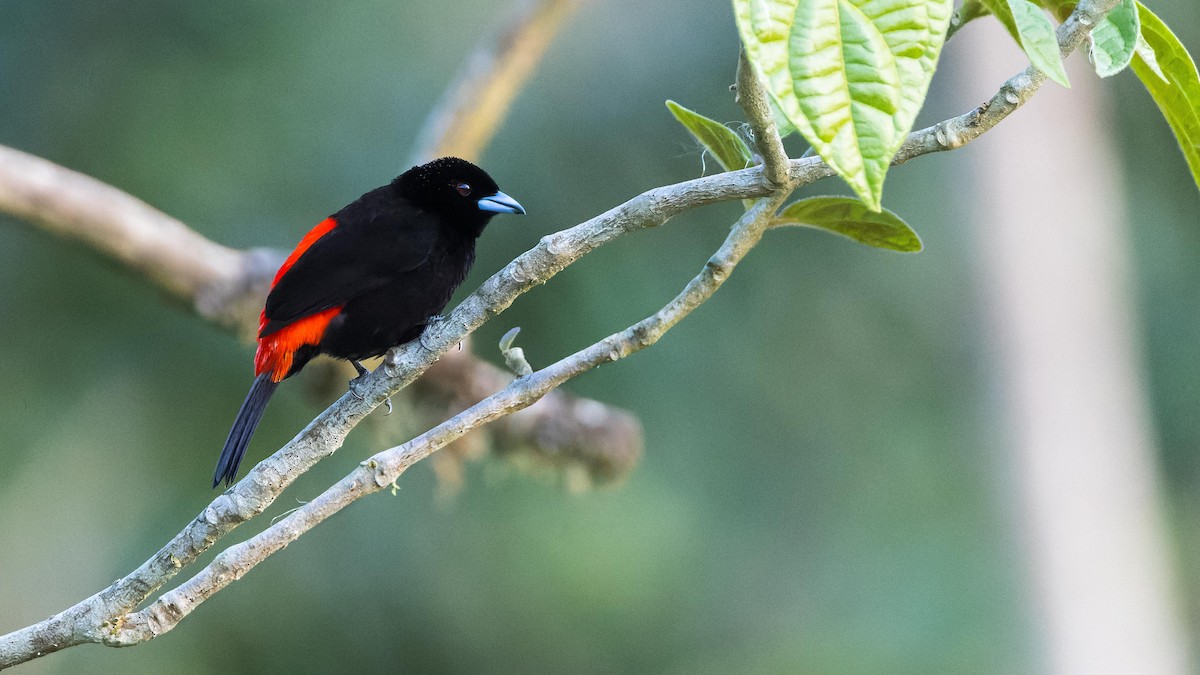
0,0 -> 1198,673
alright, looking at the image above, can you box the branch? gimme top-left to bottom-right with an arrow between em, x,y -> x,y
735,50 -> 790,187
412,348 -> 643,490
0,158 -> 787,669
0,0 -> 630,490
402,0 -> 623,489
108,192 -> 791,642
407,0 -> 581,165
0,145 -> 638,483
894,0 -> 1117,161
0,0 -> 1120,666
0,145 -> 271,335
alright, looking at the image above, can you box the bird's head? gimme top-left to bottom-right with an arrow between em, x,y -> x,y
393,157 -> 525,230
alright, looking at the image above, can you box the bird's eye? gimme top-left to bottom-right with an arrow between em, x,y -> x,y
455,182 -> 472,196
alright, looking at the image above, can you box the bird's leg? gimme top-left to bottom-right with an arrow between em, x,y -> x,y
348,360 -> 369,398
348,360 -> 392,415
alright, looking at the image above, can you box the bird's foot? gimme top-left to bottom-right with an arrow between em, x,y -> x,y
349,360 -> 370,399
419,315 -> 445,352
348,361 -> 392,414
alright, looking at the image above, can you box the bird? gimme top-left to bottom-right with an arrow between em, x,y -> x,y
212,157 -> 525,488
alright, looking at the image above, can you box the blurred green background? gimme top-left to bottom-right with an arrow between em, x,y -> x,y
1,1 -> 1198,673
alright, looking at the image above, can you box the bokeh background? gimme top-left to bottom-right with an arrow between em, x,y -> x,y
1,1 -> 1198,673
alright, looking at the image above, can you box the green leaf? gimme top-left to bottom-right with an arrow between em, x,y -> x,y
1131,2 -> 1200,194
1036,0 -> 1075,22
772,196 -> 922,252
981,0 -> 1070,87
1135,34 -> 1169,83
957,0 -> 990,25
733,0 -> 953,211
1088,0 -> 1138,77
767,96 -> 799,138
665,100 -> 754,172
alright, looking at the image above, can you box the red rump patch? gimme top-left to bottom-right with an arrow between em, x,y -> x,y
255,306 -> 341,382
254,217 -> 342,382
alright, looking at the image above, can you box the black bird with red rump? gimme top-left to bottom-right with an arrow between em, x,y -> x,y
213,157 -> 524,488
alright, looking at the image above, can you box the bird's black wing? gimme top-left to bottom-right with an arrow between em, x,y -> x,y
260,212 -> 438,338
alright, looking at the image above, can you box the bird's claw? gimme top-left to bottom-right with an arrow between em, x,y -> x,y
349,360 -> 369,400
349,360 -> 391,414
419,315 -> 445,351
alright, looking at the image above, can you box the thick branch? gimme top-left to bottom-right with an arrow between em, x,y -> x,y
0,145 -> 271,334
0,0 -> 1120,666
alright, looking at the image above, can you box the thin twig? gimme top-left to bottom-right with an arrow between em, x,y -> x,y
895,0 -> 1115,161
412,349 -> 643,487
735,50 -> 790,187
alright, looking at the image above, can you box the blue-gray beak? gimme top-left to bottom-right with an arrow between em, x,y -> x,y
477,191 -> 525,215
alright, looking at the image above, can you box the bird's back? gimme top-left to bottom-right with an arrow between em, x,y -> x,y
313,195 -> 480,362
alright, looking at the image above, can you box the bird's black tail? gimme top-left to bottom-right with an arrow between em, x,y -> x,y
213,374 -> 279,488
